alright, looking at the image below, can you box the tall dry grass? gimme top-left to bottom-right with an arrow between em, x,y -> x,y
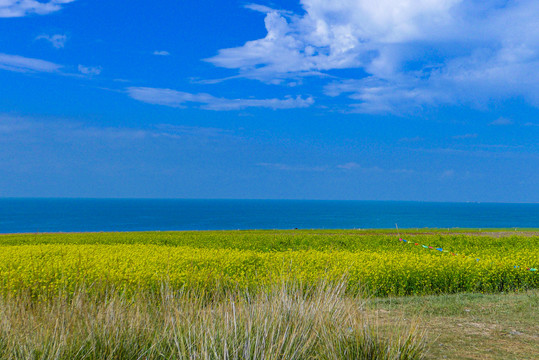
0,281 -> 425,360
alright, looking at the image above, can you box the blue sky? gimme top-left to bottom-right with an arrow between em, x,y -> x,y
0,0 -> 538,202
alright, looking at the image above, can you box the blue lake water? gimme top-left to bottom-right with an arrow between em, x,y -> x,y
0,198 -> 538,233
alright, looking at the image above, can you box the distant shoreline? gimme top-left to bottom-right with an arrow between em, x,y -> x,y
2,199 -> 538,233
2,228 -> 539,236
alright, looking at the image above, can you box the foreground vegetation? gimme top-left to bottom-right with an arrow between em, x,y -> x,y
0,230 -> 536,297
0,282 -> 425,360
0,283 -> 537,359
0,230 -> 537,359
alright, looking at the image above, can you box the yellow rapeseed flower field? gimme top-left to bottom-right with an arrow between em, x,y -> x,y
0,231 -> 536,297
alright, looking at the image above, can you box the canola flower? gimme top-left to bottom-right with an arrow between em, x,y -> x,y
0,231 -> 536,298
397,237 -> 538,272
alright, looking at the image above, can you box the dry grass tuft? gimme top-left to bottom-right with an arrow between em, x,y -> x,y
0,281 -> 425,359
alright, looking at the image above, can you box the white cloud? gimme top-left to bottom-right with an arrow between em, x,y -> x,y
336,162 -> 362,170
336,162 -> 387,173
126,86 -> 314,111
36,34 -> 67,48
489,117 -> 513,126
0,53 -> 102,78
0,114 -> 35,133
0,53 -> 61,72
399,136 -> 423,143
0,0 -> 75,18
263,161 -> 415,174
0,114 -> 236,142
441,169 -> 455,179
153,124 -> 234,138
207,1 -> 539,113
452,133 -> 478,139
153,50 -> 170,56
257,163 -> 327,172
243,4 -> 284,14
207,0 -> 461,82
325,77 -> 452,114
78,64 -> 102,76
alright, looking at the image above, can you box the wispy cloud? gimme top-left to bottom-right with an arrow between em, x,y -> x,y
0,115 -> 35,134
257,161 -> 415,175
257,163 -> 327,172
207,1 -> 539,113
36,34 -> 68,48
441,169 -> 456,179
0,0 -> 75,18
153,124 -> 235,139
0,114 -> 145,141
243,4 -> 286,14
78,64 -> 102,75
452,133 -> 478,139
398,136 -> 423,143
489,117 -> 513,126
126,86 -> 314,110
153,50 -> 170,56
336,162 -> 364,170
0,53 -> 62,73
0,53 -> 103,78
336,162 -> 414,174
0,114 -> 237,142
413,144 -> 539,161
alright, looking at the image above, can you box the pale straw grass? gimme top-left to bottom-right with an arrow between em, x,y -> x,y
0,280 -> 425,360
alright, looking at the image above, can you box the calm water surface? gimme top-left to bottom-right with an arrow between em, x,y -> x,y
0,199 -> 538,233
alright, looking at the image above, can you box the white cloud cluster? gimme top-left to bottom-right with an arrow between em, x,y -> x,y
78,64 -> 102,76
207,0 -> 462,81
36,34 -> 68,48
208,1 -> 539,113
126,86 -> 314,111
153,50 -> 170,56
0,0 -> 75,18
0,53 -> 61,72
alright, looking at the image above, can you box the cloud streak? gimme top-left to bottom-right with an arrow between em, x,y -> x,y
0,53 -> 105,79
126,86 -> 314,111
257,162 -> 327,172
258,161 -> 416,174
0,53 -> 62,73
0,0 -> 75,18
452,133 -> 478,139
489,117 -> 514,126
0,114 -> 237,142
153,50 -> 170,56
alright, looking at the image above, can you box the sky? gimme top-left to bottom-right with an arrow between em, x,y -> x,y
0,0 -> 538,202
